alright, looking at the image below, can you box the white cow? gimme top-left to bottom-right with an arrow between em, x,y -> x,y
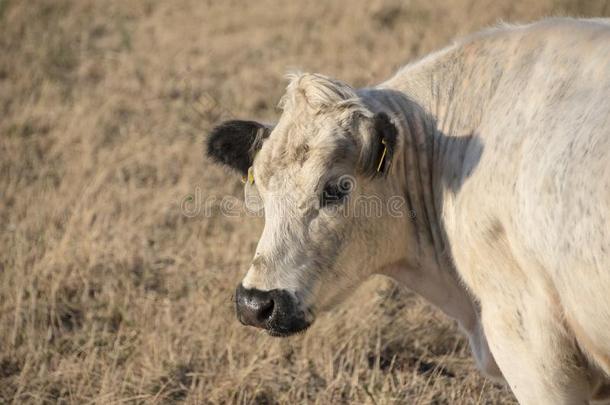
207,18 -> 610,404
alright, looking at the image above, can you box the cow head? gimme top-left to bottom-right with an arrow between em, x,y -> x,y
207,73 -> 410,336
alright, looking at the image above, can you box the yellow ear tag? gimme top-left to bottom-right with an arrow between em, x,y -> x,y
376,139 -> 388,173
241,167 -> 255,184
241,150 -> 259,184
247,166 -> 255,185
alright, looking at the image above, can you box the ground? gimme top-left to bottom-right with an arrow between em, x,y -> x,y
1,0 -> 609,403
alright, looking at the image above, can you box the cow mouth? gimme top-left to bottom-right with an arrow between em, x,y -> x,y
265,307 -> 314,337
266,321 -> 312,337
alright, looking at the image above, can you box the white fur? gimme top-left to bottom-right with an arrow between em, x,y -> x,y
240,18 -> 610,404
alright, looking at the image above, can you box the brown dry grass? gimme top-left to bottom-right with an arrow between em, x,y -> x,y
1,0 -> 609,403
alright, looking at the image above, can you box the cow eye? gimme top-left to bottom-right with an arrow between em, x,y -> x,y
320,176 -> 355,207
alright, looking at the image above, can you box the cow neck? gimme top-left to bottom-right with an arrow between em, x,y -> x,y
359,87 -> 476,330
358,88 -> 451,271
371,43 -> 493,279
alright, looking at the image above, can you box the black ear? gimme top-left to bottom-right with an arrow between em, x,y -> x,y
206,120 -> 270,175
362,112 -> 397,178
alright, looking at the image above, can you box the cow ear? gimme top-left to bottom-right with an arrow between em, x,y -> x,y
360,112 -> 398,178
206,120 -> 271,176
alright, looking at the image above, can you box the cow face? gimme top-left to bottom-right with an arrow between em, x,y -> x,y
207,73 -> 409,336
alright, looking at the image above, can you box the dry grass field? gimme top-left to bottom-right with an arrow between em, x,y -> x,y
1,0 -> 609,403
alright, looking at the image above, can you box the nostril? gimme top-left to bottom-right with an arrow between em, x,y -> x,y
235,284 -> 279,328
257,298 -> 275,323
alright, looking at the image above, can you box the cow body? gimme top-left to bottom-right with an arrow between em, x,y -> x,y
207,18 -> 610,404
376,18 -> 610,403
